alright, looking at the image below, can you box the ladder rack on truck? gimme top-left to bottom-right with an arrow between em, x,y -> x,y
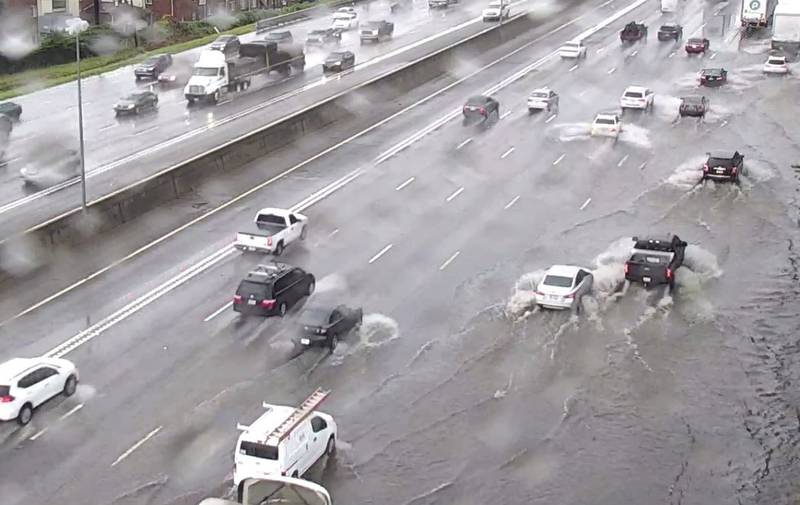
266,388 -> 329,444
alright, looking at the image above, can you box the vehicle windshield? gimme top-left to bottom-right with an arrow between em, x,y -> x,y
193,67 -> 218,76
333,13 -> 353,19
595,117 -> 616,125
239,441 -> 278,460
543,275 -> 574,288
300,307 -> 333,325
237,280 -> 270,298
530,92 -> 549,98
267,32 -> 289,39
143,56 -> 160,65
624,91 -> 643,98
661,25 -> 676,30
309,30 -> 326,36
703,69 -> 722,75
682,96 -> 702,104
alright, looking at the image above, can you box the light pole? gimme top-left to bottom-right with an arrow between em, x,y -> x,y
66,18 -> 90,210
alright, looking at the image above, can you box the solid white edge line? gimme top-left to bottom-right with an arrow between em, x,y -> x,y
580,197 -> 592,210
439,251 -> 461,271
368,244 -> 393,264
395,176 -> 416,191
446,187 -> 464,202
504,195 -> 520,209
59,403 -> 84,420
111,426 -> 162,467
553,154 -> 565,165
204,302 -> 231,322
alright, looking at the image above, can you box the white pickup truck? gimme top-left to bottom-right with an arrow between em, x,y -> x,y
234,208 -> 308,255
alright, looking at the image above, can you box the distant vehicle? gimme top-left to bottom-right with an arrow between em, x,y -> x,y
332,11 -> 359,30
657,23 -> 683,41
360,20 -> 394,43
703,150 -> 745,183
20,148 -> 80,188
322,50 -> 356,72
590,112 -> 622,138
462,95 -> 500,126
771,1 -> 800,51
620,85 -> 654,111
134,53 -> 172,80
0,357 -> 79,426
429,0 -> 458,8
210,35 -> 241,59
660,0 -> 677,13
234,389 -> 337,487
0,101 -> 22,121
184,45 -> 304,103
265,30 -> 293,43
0,115 -> 10,162
207,475 -> 331,505
678,95 -> 708,117
233,263 -> 315,318
741,0 -> 776,29
234,207 -> 308,255
620,21 -> 648,43
624,235 -> 687,288
685,37 -> 709,54
699,67 -> 727,86
482,0 -> 511,21
763,54 -> 789,74
534,265 -> 594,312
337,6 -> 357,14
113,91 -> 158,115
297,303 -> 363,350
306,28 -> 342,46
559,40 -> 587,58
527,88 -> 559,113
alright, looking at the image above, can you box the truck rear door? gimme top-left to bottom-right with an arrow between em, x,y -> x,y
626,253 -> 670,284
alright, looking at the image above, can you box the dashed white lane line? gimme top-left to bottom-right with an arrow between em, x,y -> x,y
368,244 -> 393,264
30,428 -> 47,441
439,251 -> 461,271
580,197 -> 592,210
504,195 -> 520,209
98,124 -> 116,132
668,51 -> 675,58
569,64 -> 579,72
617,154 -> 629,167
639,161 -> 647,170
553,154 -> 565,165
721,120 -> 728,127
501,147 -> 515,159
60,403 -> 84,420
631,49 -> 638,56
457,138 -> 473,149
500,110 -> 512,119
203,302 -> 231,322
132,125 -> 159,137
328,228 -> 339,237
111,426 -> 162,467
607,67 -> 616,74
446,187 -> 464,202
395,176 -> 416,190
710,52 -> 717,59
545,114 -> 557,123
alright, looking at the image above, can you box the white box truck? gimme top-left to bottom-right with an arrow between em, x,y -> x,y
772,0 -> 800,51
741,0 -> 777,28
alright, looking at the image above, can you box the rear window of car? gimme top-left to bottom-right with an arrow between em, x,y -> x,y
595,117 -> 616,125
531,92 -> 549,98
364,22 -> 382,28
707,157 -> 732,167
768,57 -> 784,65
563,42 -> 579,48
682,96 -> 702,105
688,38 -> 703,43
543,275 -> 573,288
237,280 -> 271,298
703,69 -> 722,76
624,91 -> 643,98
239,441 -> 278,460
466,96 -> 488,106
256,214 -> 286,227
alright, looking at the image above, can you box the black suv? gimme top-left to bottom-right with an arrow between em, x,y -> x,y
134,54 -> 173,80
233,263 -> 316,317
703,150 -> 744,183
624,235 -> 687,288
0,101 -> 22,121
657,23 -> 683,41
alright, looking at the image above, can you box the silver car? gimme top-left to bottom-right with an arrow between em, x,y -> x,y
20,148 -> 80,188
534,265 -> 594,312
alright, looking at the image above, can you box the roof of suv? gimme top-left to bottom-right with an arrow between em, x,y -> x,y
244,263 -> 294,283
624,85 -> 648,94
0,357 -> 66,382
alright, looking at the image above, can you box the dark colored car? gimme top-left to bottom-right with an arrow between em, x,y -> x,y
679,95 -> 708,117
0,101 -> 22,121
265,30 -> 293,43
624,235 -> 687,288
703,150 -> 744,183
699,68 -> 727,86
657,23 -> 683,41
685,37 -> 709,54
620,21 -> 647,43
134,54 -> 172,80
306,28 -> 342,46
233,263 -> 316,318
297,304 -> 363,350
462,95 -> 500,126
210,35 -> 241,59
113,91 -> 158,115
322,50 -> 355,72
360,20 -> 394,43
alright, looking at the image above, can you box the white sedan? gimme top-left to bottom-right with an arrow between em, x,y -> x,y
482,0 -> 510,21
591,112 -> 622,138
763,55 -> 789,74
332,12 -> 359,30
559,40 -> 587,59
535,265 -> 594,311
0,357 -> 79,425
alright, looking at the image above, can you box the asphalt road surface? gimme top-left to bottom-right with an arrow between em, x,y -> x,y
1,0 -> 799,504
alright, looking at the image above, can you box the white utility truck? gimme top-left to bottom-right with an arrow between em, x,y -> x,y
234,207 -> 308,256
741,0 -> 777,29
771,0 -> 800,51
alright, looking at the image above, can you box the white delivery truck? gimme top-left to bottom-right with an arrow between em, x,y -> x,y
771,0 -> 800,51
234,389 -> 337,491
198,475 -> 332,505
660,0 -> 677,13
741,0 -> 777,28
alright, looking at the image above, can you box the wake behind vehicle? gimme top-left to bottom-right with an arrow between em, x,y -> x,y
20,148 -> 80,188
527,88 -> 559,113
297,303 -> 363,350
559,40 -> 587,58
685,37 -> 709,54
462,95 -> 499,126
482,0 -> 510,21
534,265 -> 593,312
0,101 -> 22,121
699,68 -> 727,86
235,207 -> 308,255
306,28 -> 342,47
322,50 -> 355,73
702,150 -> 745,183
114,91 -> 158,115
233,263 -> 315,318
360,20 -> 394,43
0,357 -> 79,425
657,23 -> 683,41
624,235 -> 687,289
678,95 -> 708,117
134,53 -> 172,80
620,21 -> 647,43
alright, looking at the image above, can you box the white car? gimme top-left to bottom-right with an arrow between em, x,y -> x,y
534,265 -> 594,311
482,0 -> 510,21
763,55 -> 789,74
332,12 -> 359,30
527,87 -> 559,113
234,207 -> 308,255
620,85 -> 655,111
559,40 -> 587,59
591,112 -> 622,138
0,357 -> 79,425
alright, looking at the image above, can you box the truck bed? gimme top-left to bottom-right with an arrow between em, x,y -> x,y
625,252 -> 673,286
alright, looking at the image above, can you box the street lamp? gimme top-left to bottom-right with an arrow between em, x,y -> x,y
66,18 -> 90,210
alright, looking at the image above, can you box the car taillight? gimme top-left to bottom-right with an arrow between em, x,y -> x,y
624,262 -> 629,274
261,299 -> 276,309
703,164 -> 709,172
666,268 -> 673,279
267,236 -> 273,246
731,166 -> 737,175
0,395 -> 14,403
233,295 -> 242,304
479,107 -> 486,115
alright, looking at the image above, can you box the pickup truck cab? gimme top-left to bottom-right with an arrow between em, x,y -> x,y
360,20 -> 394,43
620,21 -> 648,43
624,235 -> 687,288
235,207 -> 308,255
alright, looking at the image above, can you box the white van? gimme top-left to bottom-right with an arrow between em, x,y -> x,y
234,389 -> 337,487
660,0 -> 677,13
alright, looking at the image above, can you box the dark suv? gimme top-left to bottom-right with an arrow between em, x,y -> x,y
703,150 -> 744,183
134,54 -> 173,80
657,23 -> 682,41
233,263 -> 316,317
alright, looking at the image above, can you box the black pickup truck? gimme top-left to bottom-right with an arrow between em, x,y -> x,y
624,235 -> 687,288
620,21 -> 648,43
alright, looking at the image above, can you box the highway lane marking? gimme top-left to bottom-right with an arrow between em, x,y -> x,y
569,64 -> 579,71
446,187 -> 464,202
617,154 -> 629,167
456,138 -> 473,149
545,114 -> 556,123
504,195 -> 520,209
328,228 -> 339,237
439,251 -> 460,271
500,147 -> 515,159
500,110 -> 513,119
668,51 -> 675,58
30,428 -> 47,441
607,67 -> 616,74
709,52 -> 716,59
204,302 -> 231,322
98,124 -> 116,132
395,176 -> 416,190
720,120 -> 727,127
639,161 -> 647,170
368,244 -> 393,264
580,197 -> 592,210
133,125 -> 159,136
60,403 -> 84,420
631,49 -> 638,56
111,425 -> 162,467
553,154 -> 565,165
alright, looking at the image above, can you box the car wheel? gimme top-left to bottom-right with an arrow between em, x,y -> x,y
279,302 -> 287,317
17,403 -> 33,426
63,375 -> 77,397
327,436 -> 337,456
307,280 -> 315,296
292,471 -> 299,478
213,90 -> 220,103
274,241 -> 284,256
329,334 -> 338,350
300,225 -> 307,240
